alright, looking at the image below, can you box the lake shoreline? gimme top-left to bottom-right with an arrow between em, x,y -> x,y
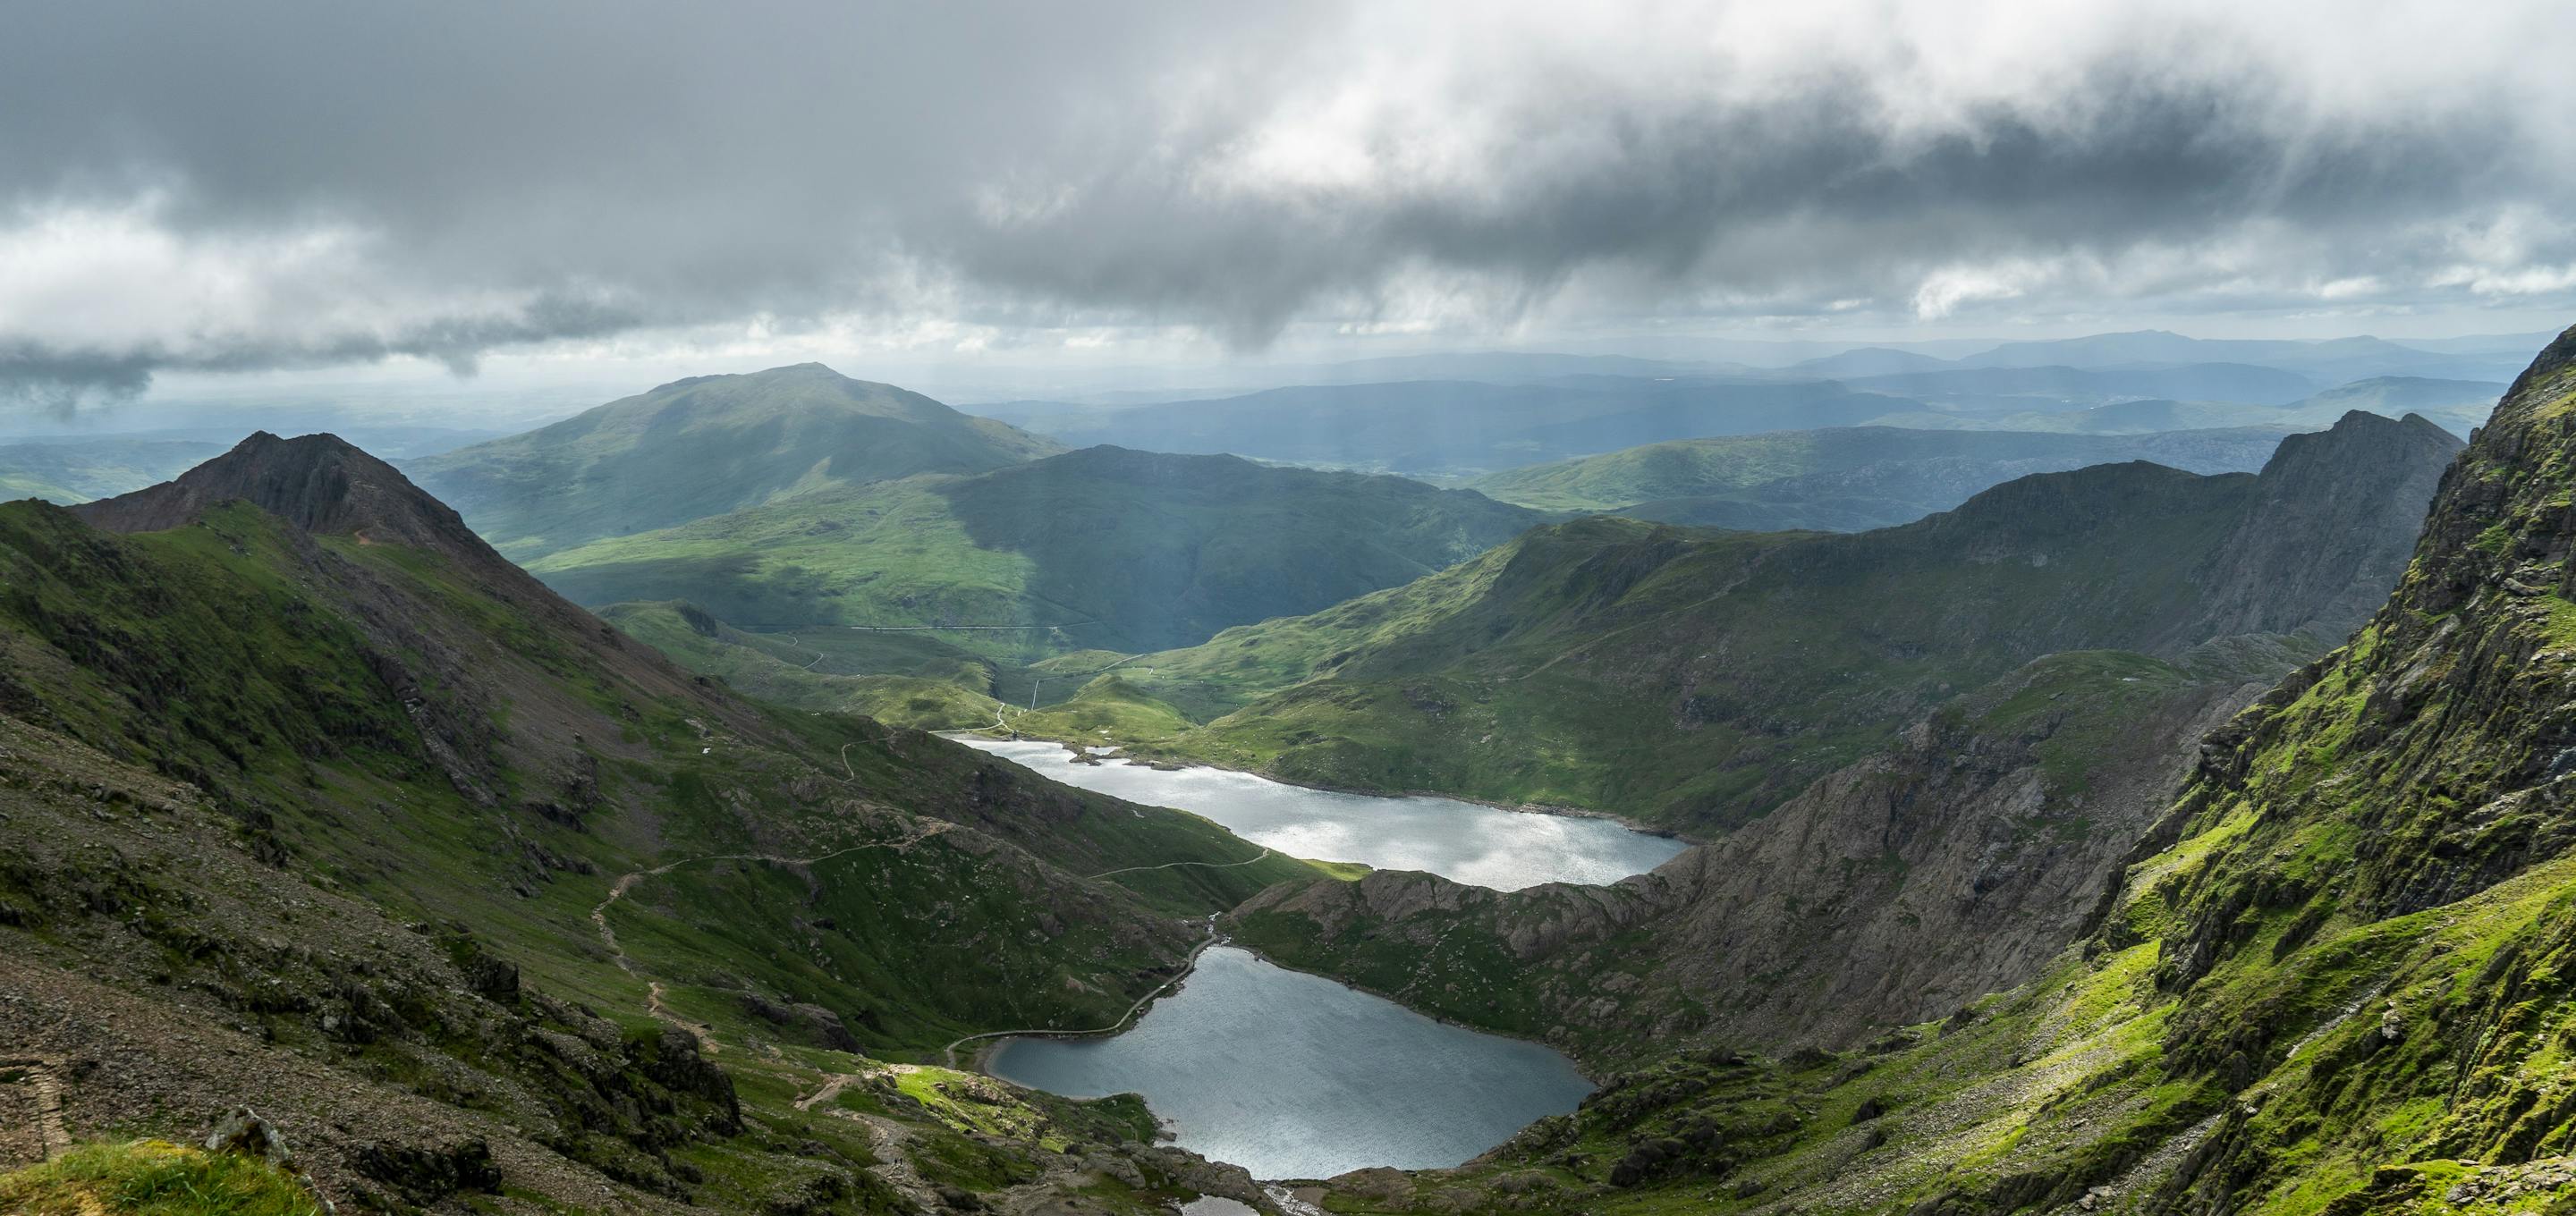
974,943 -> 1597,1181
1218,938 -> 1606,1084
972,937 -> 1601,1088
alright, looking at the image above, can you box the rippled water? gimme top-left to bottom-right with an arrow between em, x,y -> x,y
987,947 -> 1593,1180
954,737 -> 1683,890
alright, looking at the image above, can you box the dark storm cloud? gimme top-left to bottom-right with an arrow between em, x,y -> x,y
0,0 -> 2568,395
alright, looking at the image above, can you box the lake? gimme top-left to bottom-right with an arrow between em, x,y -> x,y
954,737 -> 1684,890
986,946 -> 1593,1180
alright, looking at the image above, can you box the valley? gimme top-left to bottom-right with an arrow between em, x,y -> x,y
1,331 -> 2563,1216
19,11 -> 2576,1216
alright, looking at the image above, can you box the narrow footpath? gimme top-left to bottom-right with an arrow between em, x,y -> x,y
941,915 -> 1224,1068
589,821 -> 956,1047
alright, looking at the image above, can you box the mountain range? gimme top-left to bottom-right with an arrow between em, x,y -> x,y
1006,411 -> 2461,832
1467,425 -> 2292,528
975,367 -> 2504,477
405,363 -> 1063,560
969,378 -> 1921,474
525,443 -> 1545,655
1248,320 -> 2576,1216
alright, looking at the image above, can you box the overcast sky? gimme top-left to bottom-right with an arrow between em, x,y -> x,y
5,0 -> 2575,410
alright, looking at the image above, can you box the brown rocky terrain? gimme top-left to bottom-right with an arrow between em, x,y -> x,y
1233,650 -> 2273,1060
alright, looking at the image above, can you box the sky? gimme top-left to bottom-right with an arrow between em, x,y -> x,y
5,0 -> 2576,416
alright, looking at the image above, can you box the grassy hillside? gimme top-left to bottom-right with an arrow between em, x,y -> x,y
0,435 -> 1327,1212
996,414 -> 2458,832
405,363 -> 1060,560
534,445 -> 1545,655
1277,321 -> 2576,1216
599,599 -> 1012,728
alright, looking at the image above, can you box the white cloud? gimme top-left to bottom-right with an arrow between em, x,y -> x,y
1,0 -> 2572,395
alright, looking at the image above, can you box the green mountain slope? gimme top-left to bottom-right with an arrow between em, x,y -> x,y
1468,426 -> 2288,527
532,445 -> 1546,654
404,363 -> 1061,561
1024,412 -> 2458,832
598,598 -> 1012,729
0,433 -> 1321,1212
1273,325 -> 2576,1216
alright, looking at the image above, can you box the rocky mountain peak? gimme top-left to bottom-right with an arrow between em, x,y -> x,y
2160,409 -> 2462,648
72,431 -> 499,567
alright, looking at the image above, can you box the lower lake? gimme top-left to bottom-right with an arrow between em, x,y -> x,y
953,737 -> 1684,890
985,946 -> 1594,1180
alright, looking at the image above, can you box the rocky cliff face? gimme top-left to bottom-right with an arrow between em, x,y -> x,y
75,431 -> 499,569
1235,651 -> 2274,1059
2165,410 -> 2463,648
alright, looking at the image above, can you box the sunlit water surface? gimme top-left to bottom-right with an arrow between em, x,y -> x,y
987,947 -> 1593,1180
953,737 -> 1683,890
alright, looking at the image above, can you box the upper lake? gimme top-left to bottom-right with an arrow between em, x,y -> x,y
953,737 -> 1685,890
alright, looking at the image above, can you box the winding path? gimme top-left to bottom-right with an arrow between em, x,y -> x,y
774,633 -> 827,671
1089,846 -> 1271,880
940,915 -> 1224,1068
589,821 -> 957,1045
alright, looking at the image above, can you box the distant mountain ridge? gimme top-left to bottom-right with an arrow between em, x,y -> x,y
1840,360 -> 2318,405
531,444 -> 1546,654
1469,425 -> 2292,528
406,362 -> 1061,559
1025,411 -> 2462,832
981,378 -> 1918,473
970,334 -> 2535,473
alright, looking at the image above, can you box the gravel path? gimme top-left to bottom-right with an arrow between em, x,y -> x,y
943,915 -> 1224,1068
589,821 -> 958,1043
1090,846 -> 1271,880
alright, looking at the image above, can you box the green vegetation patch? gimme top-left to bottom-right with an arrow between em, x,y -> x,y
0,1142 -> 325,1216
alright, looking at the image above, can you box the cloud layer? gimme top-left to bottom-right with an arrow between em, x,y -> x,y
4,0 -> 2572,399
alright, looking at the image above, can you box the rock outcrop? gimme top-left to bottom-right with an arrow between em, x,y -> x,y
1236,651 -> 2272,1057
75,431 -> 498,570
